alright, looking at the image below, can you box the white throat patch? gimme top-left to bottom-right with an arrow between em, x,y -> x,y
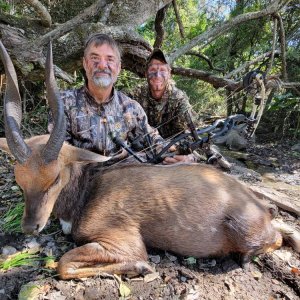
59,219 -> 72,235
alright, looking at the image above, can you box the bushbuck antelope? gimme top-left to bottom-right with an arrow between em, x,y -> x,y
0,41 -> 299,280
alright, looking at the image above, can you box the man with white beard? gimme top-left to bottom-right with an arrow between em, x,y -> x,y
48,34 -> 185,163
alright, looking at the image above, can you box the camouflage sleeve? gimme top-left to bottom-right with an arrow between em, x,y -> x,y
174,89 -> 201,130
125,85 -> 144,106
133,101 -> 165,150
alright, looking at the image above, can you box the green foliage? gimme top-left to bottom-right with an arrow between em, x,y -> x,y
138,19 -> 156,46
0,249 -> 55,272
0,252 -> 38,271
0,202 -> 24,234
0,251 -> 40,271
286,48 -> 300,82
267,92 -> 300,138
268,93 -> 299,112
115,69 -> 144,93
0,0 -> 11,12
175,76 -> 226,116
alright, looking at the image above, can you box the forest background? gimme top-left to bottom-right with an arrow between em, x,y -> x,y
0,0 -> 299,140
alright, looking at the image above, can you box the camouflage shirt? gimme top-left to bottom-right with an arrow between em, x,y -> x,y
48,86 -> 164,157
130,81 -> 199,139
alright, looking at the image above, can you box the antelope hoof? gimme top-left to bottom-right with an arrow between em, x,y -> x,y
135,261 -> 155,276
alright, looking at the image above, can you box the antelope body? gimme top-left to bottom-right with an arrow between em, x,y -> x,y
0,41 -> 299,280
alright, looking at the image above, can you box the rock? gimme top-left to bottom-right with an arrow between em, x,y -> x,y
198,258 -> 216,270
18,283 -> 45,300
273,249 -> 292,262
179,268 -> 196,279
1,245 -> 17,256
23,238 -> 41,254
165,252 -> 177,262
149,254 -> 161,264
184,286 -> 201,300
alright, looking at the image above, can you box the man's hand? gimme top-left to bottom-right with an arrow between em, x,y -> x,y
163,154 -> 196,165
156,144 -> 177,153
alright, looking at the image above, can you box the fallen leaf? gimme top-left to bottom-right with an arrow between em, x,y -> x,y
119,281 -> 131,298
44,258 -> 58,269
114,275 -> 131,298
251,270 -> 262,280
291,267 -> 300,275
144,272 -> 160,283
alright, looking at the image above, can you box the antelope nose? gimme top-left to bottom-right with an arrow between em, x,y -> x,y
22,222 -> 40,235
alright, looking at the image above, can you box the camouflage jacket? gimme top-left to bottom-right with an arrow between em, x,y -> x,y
48,86 -> 164,157
130,81 -> 200,139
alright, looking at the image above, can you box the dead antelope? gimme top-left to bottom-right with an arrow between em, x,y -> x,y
0,41 -> 299,280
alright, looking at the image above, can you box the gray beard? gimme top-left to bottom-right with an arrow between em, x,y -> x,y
92,76 -> 113,88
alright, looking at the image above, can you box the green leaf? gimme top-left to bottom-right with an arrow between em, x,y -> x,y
185,256 -> 197,265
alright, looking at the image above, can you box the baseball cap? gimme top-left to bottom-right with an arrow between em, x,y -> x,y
146,48 -> 169,66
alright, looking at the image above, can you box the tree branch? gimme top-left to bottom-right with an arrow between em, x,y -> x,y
107,0 -> 173,27
225,50 -> 280,79
274,13 -> 288,81
281,82 -> 300,89
153,4 -> 171,49
24,0 -> 52,27
34,0 -> 112,47
172,67 -> 241,91
185,51 -> 224,72
168,0 -> 291,64
172,0 -> 185,39
266,16 -> 278,74
99,3 -> 114,24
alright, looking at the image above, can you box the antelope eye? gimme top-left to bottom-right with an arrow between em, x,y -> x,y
53,174 -> 60,185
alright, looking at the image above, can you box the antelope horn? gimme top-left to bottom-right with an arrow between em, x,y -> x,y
0,40 -> 31,164
42,41 -> 66,163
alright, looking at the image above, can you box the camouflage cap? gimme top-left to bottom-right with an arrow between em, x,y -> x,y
146,48 -> 169,66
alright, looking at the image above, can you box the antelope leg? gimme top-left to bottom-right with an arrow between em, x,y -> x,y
57,242 -> 153,279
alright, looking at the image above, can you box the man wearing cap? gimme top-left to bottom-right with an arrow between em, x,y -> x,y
131,49 -> 197,140
130,48 -> 231,168
49,34 -> 193,164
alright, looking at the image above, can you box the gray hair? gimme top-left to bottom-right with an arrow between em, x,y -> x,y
84,33 -> 122,62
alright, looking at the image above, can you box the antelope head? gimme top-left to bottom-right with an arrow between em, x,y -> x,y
0,41 -> 109,235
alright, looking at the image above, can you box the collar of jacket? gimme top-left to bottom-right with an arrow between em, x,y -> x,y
83,85 -> 116,109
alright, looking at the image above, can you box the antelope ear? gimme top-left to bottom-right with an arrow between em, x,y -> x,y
60,143 -> 111,164
0,138 -> 11,154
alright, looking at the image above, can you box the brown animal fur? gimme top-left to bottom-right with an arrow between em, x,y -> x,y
0,136 -> 298,280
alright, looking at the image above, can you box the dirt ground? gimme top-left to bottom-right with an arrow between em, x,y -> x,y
0,139 -> 300,300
